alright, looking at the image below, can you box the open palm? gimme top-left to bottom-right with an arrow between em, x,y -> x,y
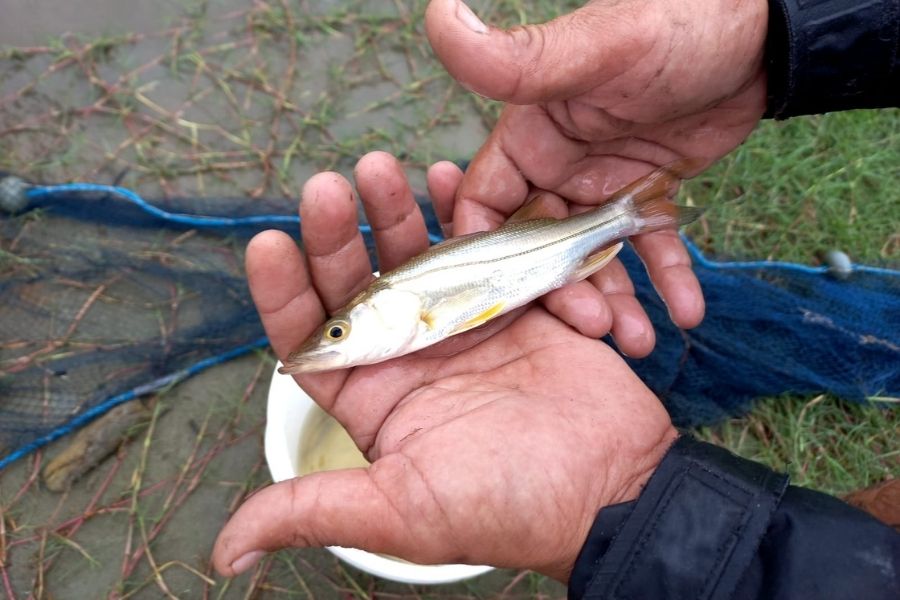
212,152 -> 676,581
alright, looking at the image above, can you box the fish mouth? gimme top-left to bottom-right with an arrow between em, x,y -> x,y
278,349 -> 344,375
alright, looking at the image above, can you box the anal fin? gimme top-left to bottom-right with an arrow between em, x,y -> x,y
450,301 -> 506,335
571,243 -> 623,282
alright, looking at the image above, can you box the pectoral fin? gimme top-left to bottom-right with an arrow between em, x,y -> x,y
420,289 -> 485,332
421,309 -> 438,330
450,301 -> 506,335
571,243 -> 623,282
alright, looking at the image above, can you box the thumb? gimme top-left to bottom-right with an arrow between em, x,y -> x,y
212,464 -> 443,576
425,0 -> 640,104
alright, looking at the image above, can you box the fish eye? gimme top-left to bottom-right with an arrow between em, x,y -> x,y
324,320 -> 350,341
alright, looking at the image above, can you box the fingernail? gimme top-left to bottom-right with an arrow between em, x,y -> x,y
231,550 -> 266,574
456,1 -> 488,33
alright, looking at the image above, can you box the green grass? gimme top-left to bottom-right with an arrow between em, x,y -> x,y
684,112 -> 900,265
698,394 -> 898,495
682,110 -> 900,495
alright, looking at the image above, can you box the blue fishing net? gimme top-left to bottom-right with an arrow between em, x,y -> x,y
0,174 -> 897,469
617,242 -> 898,424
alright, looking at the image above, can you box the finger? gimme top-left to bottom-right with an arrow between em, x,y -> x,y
453,104 -> 591,235
424,0 -> 644,104
542,282 -> 613,339
212,458 -> 453,577
505,191 -> 567,223
300,172 -> 374,313
452,106 -> 649,234
245,231 -> 347,402
354,152 -> 430,272
484,109 -> 671,206
475,106 -> 589,198
630,230 -> 705,329
547,154 -> 670,205
453,130 -> 529,234
213,469 -> 403,577
246,231 -> 324,359
589,259 -> 656,357
426,160 -> 464,237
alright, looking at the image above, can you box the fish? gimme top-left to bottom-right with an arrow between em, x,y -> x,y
278,162 -> 703,374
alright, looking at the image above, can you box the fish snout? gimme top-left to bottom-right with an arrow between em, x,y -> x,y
278,347 -> 345,374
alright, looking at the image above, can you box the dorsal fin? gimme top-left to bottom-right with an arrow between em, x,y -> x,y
507,194 -> 562,223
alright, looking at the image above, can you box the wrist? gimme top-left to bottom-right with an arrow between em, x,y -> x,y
568,436 -> 791,599
543,424 -> 679,584
610,425 -> 680,505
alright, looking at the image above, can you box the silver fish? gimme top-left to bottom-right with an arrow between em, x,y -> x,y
279,163 -> 702,374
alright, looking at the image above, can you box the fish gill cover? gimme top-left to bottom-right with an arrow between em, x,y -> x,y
0,176 -> 897,469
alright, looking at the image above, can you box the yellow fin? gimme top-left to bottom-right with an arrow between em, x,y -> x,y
421,289 -> 483,332
571,243 -> 623,282
421,309 -> 437,330
451,301 -> 506,335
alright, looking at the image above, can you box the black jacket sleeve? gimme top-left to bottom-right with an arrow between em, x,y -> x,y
765,0 -> 900,118
568,436 -> 900,600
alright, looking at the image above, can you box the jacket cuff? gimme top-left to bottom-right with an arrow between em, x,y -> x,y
568,435 -> 789,600
764,0 -> 900,118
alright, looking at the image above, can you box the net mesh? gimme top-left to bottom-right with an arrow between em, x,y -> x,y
619,240 -> 898,424
1,176 -> 897,468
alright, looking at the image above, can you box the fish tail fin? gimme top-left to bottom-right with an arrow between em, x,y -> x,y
633,198 -> 705,234
618,159 -> 705,234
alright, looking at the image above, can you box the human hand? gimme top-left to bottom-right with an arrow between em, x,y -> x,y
212,152 -> 677,581
425,0 -> 769,357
